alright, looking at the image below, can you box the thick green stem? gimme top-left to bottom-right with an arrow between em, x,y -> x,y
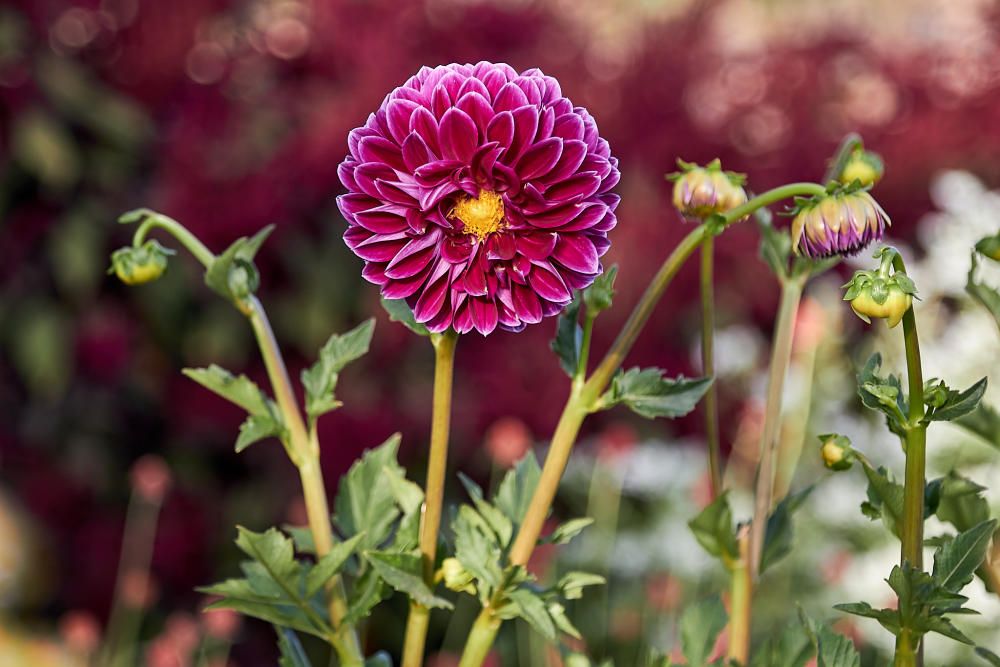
894,253 -> 926,667
727,533 -> 752,664
456,183 -> 828,667
700,236 -> 722,498
894,631 -> 918,667
748,277 -> 804,579
402,330 -> 459,667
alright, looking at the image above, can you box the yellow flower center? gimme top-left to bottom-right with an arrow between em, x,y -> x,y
450,191 -> 505,241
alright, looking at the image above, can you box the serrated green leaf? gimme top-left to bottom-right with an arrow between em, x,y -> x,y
301,319 -> 375,421
235,527 -> 299,582
926,378 -> 988,423
936,472 -> 991,532
276,627 -> 312,667
365,550 -> 453,610
183,365 -> 271,415
750,622 -> 813,667
203,595 -> 321,637
680,595 -> 728,667
859,461 -> 904,538
305,533 -> 365,597
506,587 -> 556,641
548,601 -> 581,639
761,487 -> 813,575
453,505 -> 504,600
814,622 -> 860,667
956,402 -> 1000,449
583,265 -> 618,314
545,517 -> 595,545
334,434 -> 404,550
345,565 -> 389,625
494,452 -> 542,527
551,298 -> 583,377
380,298 -> 430,336
933,520 -> 997,593
204,225 -> 274,302
598,367 -> 712,419
857,353 -> 908,438
688,491 -> 739,563
457,473 -> 514,547
236,413 -> 284,452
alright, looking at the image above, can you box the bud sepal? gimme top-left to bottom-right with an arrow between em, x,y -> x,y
109,240 -> 175,285
668,158 -> 748,222
842,247 -> 918,328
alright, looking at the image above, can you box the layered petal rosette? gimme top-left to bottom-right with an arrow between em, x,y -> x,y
337,62 -> 620,335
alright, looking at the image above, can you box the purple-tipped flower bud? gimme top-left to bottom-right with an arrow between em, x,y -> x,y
838,148 -> 884,188
669,159 -> 747,222
109,240 -> 174,285
791,188 -> 890,258
819,434 -> 854,471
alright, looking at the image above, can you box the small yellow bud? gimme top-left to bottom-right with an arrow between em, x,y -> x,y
439,557 -> 475,595
109,240 -> 174,285
669,159 -> 747,222
819,434 -> 853,471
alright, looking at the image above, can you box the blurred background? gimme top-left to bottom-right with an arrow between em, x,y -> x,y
2,0 -> 1000,664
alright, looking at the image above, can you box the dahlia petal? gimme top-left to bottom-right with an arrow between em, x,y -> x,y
513,77 -> 543,106
431,84 -> 451,118
591,234 -> 611,256
457,76 -> 491,101
439,108 -> 479,162
553,113 -> 585,141
353,207 -> 409,234
441,235 -> 474,264
382,265 -> 433,299
409,107 -> 441,154
515,232 -> 557,260
385,229 -> 441,279
392,86 -> 427,106
439,71 -> 466,103
401,132 -> 432,171
358,136 -> 406,172
487,111 -> 515,148
553,202 -> 608,232
338,161 -> 359,192
355,162 -> 397,198
463,259 -> 488,296
498,300 -> 522,329
493,82 -> 530,112
512,284 -> 543,324
528,261 -> 571,303
552,234 -> 600,274
414,159 -> 464,186
361,262 -> 387,285
541,140 -> 588,183
486,233 -> 516,261
536,106 -> 555,142
517,137 -> 563,181
479,68 -> 508,99
374,180 -> 417,206
405,209 -> 429,233
337,193 -> 380,220
452,298 -> 475,334
386,99 -> 420,145
413,260 -> 452,322
471,297 -> 499,335
525,201 -> 586,229
507,105 -> 539,162
544,171 -> 601,202
348,231 -> 409,263
598,166 -> 621,194
457,92 -> 495,134
419,181 -> 459,210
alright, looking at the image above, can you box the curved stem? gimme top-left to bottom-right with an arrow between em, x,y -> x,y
700,236 -> 722,499
457,182 -> 828,667
132,212 -> 216,268
748,277 -> 804,579
893,253 -> 926,667
402,330 -> 459,667
823,133 -> 863,184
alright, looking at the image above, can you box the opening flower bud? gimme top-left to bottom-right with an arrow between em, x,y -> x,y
791,187 -> 890,258
668,159 -> 747,222
109,240 -> 174,285
838,149 -> 884,188
819,434 -> 853,471
842,263 -> 916,328
439,557 -> 475,595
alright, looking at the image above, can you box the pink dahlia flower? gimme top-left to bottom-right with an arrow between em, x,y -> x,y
337,62 -> 620,335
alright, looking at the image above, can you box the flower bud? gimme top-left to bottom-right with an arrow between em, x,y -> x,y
842,265 -> 916,328
439,557 -> 475,595
109,240 -> 174,285
668,159 -> 748,222
819,434 -> 853,471
791,188 -> 890,258
837,149 -> 884,187
975,233 -> 1000,262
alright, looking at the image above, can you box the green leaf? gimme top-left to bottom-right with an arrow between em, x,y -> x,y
583,265 -> 618,314
301,319 -> 375,421
276,627 -> 312,667
976,647 -> 1000,666
598,367 -> 713,419
757,208 -> 791,279
548,601 -> 582,639
859,461 -> 904,538
202,592 -> 320,637
505,587 -> 556,641
857,353 -> 908,438
204,225 -> 274,302
494,452 -> 542,527
551,298 -> 582,377
936,472 -> 991,532
688,491 -> 739,563
235,527 -> 299,583
557,571 -> 606,600
809,619 -> 860,667
305,533 -> 365,597
544,517 -> 595,545
183,365 -> 272,415
452,505 -> 504,599
365,551 -> 453,609
457,473 -> 514,548
925,378 -> 988,423
761,487 -> 813,575
680,595 -> 728,667
933,520 -> 998,593
956,403 -> 1000,449
750,623 -> 813,667
236,413 -> 284,452
334,434 -> 404,550
380,298 -> 431,336
967,252 -> 1000,330
345,565 -> 389,625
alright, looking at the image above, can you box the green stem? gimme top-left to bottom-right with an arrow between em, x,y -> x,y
132,211 -> 216,268
748,276 -> 805,579
700,236 -> 722,498
823,133 -> 863,184
402,330 -> 459,667
575,311 -> 596,389
894,253 -> 926,667
894,631 -> 918,667
457,182 -> 827,667
727,532 -> 752,664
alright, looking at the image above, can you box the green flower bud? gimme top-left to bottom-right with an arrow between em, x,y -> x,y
975,233 -> 1000,262
842,264 -> 916,328
668,159 -> 747,222
923,379 -> 950,409
226,258 -> 260,301
439,557 -> 475,595
109,240 -> 174,285
819,433 -> 853,471
838,149 -> 884,187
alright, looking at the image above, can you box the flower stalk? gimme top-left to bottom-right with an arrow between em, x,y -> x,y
457,182 -> 827,667
402,329 -> 459,667
727,531 -> 752,664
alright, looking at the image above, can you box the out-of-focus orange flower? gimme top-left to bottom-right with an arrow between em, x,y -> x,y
485,417 -> 533,468
129,455 -> 172,504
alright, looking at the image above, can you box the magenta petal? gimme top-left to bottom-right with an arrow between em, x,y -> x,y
414,159 -> 463,186
441,235 -> 474,263
487,111 -> 515,149
353,207 -> 409,234
552,202 -> 607,232
382,266 -> 432,299
385,229 -> 441,279
507,105 -> 539,162
349,231 -> 409,263
337,193 -> 379,219
457,92 -> 494,133
545,172 -> 601,202
515,232 -> 557,260
528,261 -> 571,303
401,133 -> 431,171
386,99 -> 420,145
358,136 -> 405,172
409,106 -> 441,154
463,260 -> 488,296
470,297 -> 499,335
412,261 -> 452,322
512,284 -> 543,324
553,113 -> 585,141
486,233 -> 516,261
493,82 -> 530,112
439,108 -> 479,162
552,234 -> 600,274
541,140 -> 588,183
517,137 -> 563,181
